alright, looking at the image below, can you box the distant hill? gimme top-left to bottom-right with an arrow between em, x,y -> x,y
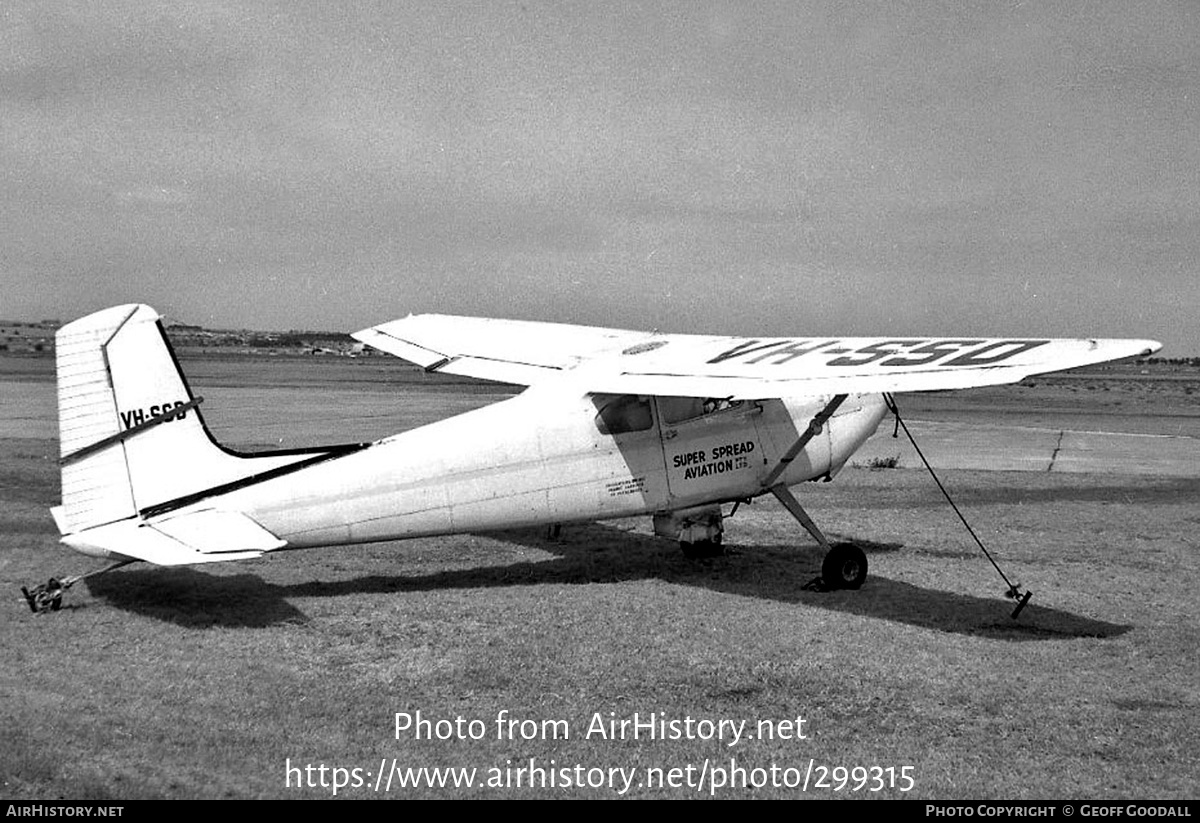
0,321 -> 57,354
0,318 -> 370,356
161,323 -> 368,355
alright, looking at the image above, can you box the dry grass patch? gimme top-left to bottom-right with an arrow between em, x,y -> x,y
2,434 -> 1196,798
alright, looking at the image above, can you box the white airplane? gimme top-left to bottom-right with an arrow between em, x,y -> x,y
25,303 -> 1161,612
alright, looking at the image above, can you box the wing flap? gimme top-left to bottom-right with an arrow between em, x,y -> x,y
432,356 -> 565,386
350,326 -> 452,371
352,314 -> 653,385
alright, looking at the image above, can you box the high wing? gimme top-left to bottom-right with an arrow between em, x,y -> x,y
353,315 -> 1162,398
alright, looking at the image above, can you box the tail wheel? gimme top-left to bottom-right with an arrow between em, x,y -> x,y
821,542 -> 867,590
21,578 -> 65,613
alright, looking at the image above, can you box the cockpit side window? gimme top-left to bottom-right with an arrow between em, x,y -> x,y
594,394 -> 654,435
703,397 -> 744,416
657,396 -> 744,425
657,396 -> 705,425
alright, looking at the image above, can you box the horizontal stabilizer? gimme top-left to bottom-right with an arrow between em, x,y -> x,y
151,509 -> 288,554
61,510 -> 285,566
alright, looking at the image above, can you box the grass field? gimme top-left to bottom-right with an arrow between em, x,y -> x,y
1,355 -> 1197,799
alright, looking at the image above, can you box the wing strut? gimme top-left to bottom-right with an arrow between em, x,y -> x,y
883,393 -> 1033,619
761,394 -> 869,591
761,394 -> 847,488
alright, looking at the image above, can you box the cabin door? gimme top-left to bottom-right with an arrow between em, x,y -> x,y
654,397 -> 766,506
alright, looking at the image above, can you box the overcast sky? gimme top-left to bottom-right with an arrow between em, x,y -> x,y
3,2 -> 1198,353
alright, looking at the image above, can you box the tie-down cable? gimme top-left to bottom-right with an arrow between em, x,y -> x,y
882,393 -> 1033,619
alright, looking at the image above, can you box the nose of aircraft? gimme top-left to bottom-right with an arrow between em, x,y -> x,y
827,394 -> 890,477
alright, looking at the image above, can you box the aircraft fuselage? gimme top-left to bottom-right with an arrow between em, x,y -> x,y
171,390 -> 888,552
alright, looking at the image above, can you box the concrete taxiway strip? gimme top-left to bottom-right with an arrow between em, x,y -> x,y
4,378 -> 1198,477
855,420 -> 1200,477
0,381 -> 56,439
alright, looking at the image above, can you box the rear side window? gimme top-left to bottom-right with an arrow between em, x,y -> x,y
594,394 -> 653,435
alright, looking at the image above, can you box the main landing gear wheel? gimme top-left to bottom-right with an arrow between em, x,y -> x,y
680,536 -> 724,559
822,542 -> 867,590
769,484 -> 869,591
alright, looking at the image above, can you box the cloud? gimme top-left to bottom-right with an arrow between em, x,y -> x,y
1,3 -> 1198,349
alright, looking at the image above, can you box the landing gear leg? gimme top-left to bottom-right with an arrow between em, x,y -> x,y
770,485 -> 867,590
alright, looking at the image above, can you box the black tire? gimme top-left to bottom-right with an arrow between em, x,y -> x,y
821,542 -> 867,590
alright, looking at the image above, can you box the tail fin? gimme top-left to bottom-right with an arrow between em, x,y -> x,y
54,304 -> 338,540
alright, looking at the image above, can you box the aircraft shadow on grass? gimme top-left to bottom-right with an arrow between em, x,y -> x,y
84,521 -> 1131,640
